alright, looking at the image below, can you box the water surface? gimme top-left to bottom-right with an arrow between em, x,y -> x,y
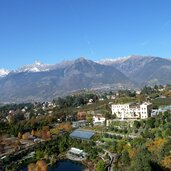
49,160 -> 85,171
21,159 -> 86,171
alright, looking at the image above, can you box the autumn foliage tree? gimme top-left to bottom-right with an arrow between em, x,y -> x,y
42,126 -> 49,131
28,160 -> 48,171
58,122 -> 72,132
22,132 -> 30,140
18,132 -> 22,139
36,160 -> 48,171
161,155 -> 171,170
42,130 -> 51,140
28,163 -> 36,171
35,130 -> 42,138
31,129 -> 35,136
146,138 -> 167,162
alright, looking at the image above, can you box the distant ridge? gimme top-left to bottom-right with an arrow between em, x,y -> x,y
0,55 -> 171,103
98,55 -> 171,86
0,57 -> 132,103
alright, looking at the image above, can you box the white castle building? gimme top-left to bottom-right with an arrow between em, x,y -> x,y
111,102 -> 152,120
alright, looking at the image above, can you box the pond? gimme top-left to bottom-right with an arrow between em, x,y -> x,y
21,159 -> 86,171
49,160 -> 86,171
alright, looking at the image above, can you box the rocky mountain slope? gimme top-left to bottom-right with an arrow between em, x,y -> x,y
99,55 -> 171,86
0,58 -> 131,103
0,55 -> 171,103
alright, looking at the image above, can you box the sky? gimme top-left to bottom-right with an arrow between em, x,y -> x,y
0,0 -> 171,70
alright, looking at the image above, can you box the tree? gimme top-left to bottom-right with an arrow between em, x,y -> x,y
42,126 -> 49,131
161,155 -> 171,170
22,132 -> 30,140
146,118 -> 155,129
121,150 -> 130,166
104,111 -> 112,119
28,163 -> 36,171
133,120 -> 141,129
143,129 -> 155,139
141,86 -> 155,95
131,138 -> 146,148
73,96 -> 85,107
47,131 -> 51,139
28,160 -> 48,171
59,142 -> 66,153
86,114 -> 93,124
146,138 -> 167,162
65,95 -> 74,106
13,111 -> 25,122
154,85 -> 158,90
18,132 -> 22,139
130,147 -> 151,171
36,149 -> 44,160
42,130 -> 48,140
117,140 -> 127,153
35,130 -> 42,138
36,160 -> 48,171
31,129 -> 35,136
96,160 -> 106,171
159,139 -> 171,160
57,97 -> 66,108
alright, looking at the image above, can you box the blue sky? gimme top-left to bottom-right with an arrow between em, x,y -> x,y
0,0 -> 171,70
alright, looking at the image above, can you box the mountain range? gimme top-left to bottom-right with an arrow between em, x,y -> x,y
0,55 -> 171,103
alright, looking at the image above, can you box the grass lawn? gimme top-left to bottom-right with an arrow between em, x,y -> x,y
101,137 -> 116,142
152,97 -> 171,106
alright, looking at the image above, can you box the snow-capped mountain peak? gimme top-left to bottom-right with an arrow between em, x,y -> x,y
97,56 -> 132,65
34,60 -> 42,66
97,55 -> 150,65
16,61 -> 52,73
0,69 -> 10,77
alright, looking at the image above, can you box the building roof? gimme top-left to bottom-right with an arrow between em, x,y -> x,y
112,103 -> 128,105
69,147 -> 83,155
141,102 -> 152,105
93,114 -> 105,118
70,129 -> 95,140
112,102 -> 152,107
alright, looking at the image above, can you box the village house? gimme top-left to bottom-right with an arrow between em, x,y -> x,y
136,90 -> 141,95
99,98 -> 104,101
72,120 -> 87,128
87,110 -> 95,115
87,99 -> 94,105
151,109 -> 167,117
93,114 -> 106,125
67,147 -> 87,160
